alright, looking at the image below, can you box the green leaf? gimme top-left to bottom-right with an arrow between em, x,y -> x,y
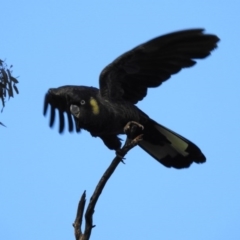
0,69 -> 9,85
13,85 -> 19,94
0,121 -> 6,127
10,76 -> 19,83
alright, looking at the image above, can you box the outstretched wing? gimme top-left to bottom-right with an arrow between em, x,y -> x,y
99,29 -> 219,104
43,86 -> 82,133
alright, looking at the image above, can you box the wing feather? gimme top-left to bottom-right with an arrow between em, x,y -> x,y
43,86 -> 98,133
43,87 -> 77,133
49,105 -> 55,128
99,29 -> 219,104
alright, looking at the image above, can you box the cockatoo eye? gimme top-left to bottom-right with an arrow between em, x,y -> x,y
80,100 -> 85,105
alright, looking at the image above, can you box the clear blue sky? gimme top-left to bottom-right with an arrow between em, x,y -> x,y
1,1 -> 240,240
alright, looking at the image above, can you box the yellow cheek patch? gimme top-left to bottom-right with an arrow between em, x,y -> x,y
90,97 -> 100,115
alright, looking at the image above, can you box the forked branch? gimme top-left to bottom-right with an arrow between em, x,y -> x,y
73,122 -> 143,240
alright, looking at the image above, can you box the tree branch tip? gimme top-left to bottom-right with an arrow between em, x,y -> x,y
119,157 -> 126,164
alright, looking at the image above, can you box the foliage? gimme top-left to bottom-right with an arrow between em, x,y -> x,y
0,59 -> 19,126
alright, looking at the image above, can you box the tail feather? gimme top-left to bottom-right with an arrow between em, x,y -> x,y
138,120 -> 206,169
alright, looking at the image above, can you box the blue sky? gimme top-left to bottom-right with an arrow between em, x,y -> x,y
1,1 -> 240,240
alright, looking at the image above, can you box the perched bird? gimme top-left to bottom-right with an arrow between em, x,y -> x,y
43,29 -> 219,169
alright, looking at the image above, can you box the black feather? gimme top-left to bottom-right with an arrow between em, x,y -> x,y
67,112 -> 74,132
49,105 -> 55,128
58,110 -> 64,133
43,94 -> 49,116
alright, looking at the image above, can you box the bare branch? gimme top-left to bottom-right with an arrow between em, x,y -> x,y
73,191 -> 86,240
73,122 -> 143,240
